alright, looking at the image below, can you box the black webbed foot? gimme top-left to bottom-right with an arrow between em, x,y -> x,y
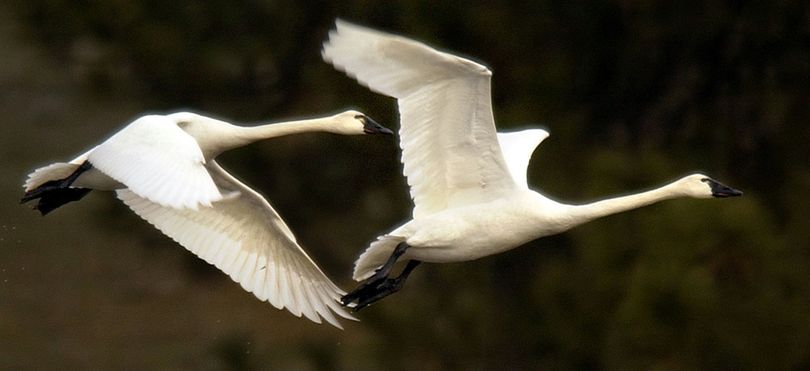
341,241 -> 410,305
342,258 -> 421,311
22,186 -> 91,215
340,275 -> 386,307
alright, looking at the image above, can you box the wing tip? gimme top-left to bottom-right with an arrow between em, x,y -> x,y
333,18 -> 364,34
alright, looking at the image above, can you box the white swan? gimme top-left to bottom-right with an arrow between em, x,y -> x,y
322,20 -> 742,309
22,110 -> 392,327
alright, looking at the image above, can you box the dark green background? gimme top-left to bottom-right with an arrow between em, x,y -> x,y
1,1 -> 807,369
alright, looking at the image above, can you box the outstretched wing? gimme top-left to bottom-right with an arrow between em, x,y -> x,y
496,129 -> 549,189
117,160 -> 356,328
323,19 -> 516,218
90,115 -> 222,209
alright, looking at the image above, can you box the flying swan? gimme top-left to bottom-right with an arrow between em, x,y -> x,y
22,110 -> 393,328
322,20 -> 743,310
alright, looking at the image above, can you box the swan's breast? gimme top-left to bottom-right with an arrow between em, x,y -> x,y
402,192 -> 575,263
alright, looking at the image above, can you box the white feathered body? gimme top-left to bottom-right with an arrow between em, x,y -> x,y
401,192 -> 575,262
323,21 -> 738,286
352,191 -> 578,280
23,110 -> 382,328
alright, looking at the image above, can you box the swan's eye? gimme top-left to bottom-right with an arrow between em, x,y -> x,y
354,114 -> 366,123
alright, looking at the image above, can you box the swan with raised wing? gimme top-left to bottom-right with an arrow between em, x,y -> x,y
322,20 -> 742,310
22,110 -> 392,327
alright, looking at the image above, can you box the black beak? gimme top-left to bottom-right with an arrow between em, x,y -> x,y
704,178 -> 743,198
363,116 -> 394,135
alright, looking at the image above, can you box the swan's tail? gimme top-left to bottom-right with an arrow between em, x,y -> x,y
24,162 -> 82,191
352,235 -> 407,281
21,162 -> 92,215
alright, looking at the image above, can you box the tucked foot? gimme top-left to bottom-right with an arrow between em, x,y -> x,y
22,186 -> 91,215
21,161 -> 93,215
352,276 -> 408,311
340,266 -> 387,305
341,275 -> 389,307
341,260 -> 421,311
341,242 -> 411,307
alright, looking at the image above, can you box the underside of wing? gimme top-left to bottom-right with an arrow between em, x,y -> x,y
89,115 -> 221,210
116,161 -> 355,328
496,129 -> 550,189
323,19 -> 516,218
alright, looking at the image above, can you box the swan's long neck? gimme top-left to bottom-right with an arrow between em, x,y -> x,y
198,117 -> 339,158
237,117 -> 338,141
569,182 -> 682,223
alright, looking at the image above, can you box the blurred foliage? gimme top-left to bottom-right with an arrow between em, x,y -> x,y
2,0 -> 809,370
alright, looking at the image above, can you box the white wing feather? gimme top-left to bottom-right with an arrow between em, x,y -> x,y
496,129 -> 550,189
90,115 -> 221,209
323,19 -> 516,218
116,160 -> 355,328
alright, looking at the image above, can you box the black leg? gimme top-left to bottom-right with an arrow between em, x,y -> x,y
341,242 -> 422,310
353,260 -> 422,311
367,242 -> 410,282
341,242 -> 409,305
64,161 -> 93,184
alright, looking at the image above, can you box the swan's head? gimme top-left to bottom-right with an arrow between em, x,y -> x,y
331,110 -> 393,136
676,173 -> 743,199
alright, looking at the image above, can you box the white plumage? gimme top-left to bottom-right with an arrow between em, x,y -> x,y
496,129 -> 550,189
115,161 -> 352,327
324,19 -> 513,219
88,115 -> 222,209
23,110 -> 392,328
322,20 -> 742,305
